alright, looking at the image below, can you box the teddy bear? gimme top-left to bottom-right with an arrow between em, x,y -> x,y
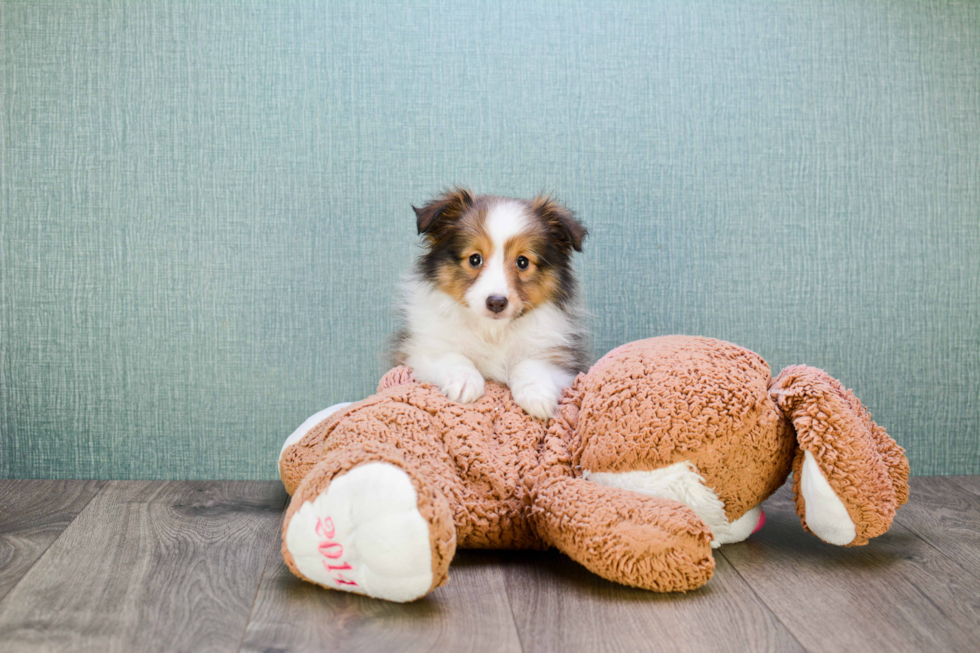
277,335 -> 909,602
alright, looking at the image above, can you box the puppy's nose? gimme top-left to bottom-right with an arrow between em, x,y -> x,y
486,295 -> 508,313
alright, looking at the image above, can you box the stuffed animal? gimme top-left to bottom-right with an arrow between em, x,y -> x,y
278,336 -> 909,602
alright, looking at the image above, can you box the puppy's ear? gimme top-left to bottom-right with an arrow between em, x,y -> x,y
413,187 -> 474,238
532,195 -> 588,252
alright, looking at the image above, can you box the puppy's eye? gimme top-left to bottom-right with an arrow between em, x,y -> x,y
468,253 -> 483,268
516,256 -> 530,270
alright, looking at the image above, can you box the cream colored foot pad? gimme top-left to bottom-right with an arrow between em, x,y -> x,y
285,462 -> 433,602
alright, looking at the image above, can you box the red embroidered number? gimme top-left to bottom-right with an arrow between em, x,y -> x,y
315,517 -> 357,587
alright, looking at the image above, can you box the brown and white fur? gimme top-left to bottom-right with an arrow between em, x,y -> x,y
392,188 -> 589,420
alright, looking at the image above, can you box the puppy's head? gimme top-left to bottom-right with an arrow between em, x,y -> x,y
414,188 -> 587,321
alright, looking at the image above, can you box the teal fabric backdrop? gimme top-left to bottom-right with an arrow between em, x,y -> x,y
2,0 -> 978,480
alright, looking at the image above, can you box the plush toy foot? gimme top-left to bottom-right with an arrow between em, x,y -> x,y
771,365 -> 910,546
725,504 -> 766,543
283,461 -> 456,602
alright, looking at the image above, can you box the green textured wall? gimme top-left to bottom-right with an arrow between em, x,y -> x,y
2,1 -> 978,480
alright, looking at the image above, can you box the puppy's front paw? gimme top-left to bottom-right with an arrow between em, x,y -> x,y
512,380 -> 560,420
440,367 -> 485,404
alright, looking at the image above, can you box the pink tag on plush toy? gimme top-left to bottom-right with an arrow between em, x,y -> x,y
752,508 -> 766,534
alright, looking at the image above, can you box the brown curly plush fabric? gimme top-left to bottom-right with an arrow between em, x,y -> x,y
280,335 -> 910,597
568,336 -> 796,522
533,476 -> 715,591
282,378 -> 550,550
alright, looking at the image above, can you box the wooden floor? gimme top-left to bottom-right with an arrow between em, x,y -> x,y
0,477 -> 978,652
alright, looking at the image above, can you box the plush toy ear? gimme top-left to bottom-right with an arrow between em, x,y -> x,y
531,195 -> 588,252
770,366 -> 909,546
413,187 -> 474,238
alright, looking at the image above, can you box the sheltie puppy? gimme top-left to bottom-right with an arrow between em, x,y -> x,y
392,188 -> 589,420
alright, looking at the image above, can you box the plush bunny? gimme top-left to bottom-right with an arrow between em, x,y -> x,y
278,336 -> 909,602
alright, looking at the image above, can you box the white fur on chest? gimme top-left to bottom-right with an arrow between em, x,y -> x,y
401,279 -> 575,382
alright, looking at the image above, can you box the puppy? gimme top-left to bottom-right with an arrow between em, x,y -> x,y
392,188 -> 589,419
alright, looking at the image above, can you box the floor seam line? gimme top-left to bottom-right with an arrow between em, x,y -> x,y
235,486 -> 289,653
715,545 -> 811,652
0,479 -> 110,609
891,512 -> 980,584
500,554 -> 529,653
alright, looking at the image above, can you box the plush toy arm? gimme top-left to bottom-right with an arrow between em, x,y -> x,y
531,476 -> 715,592
771,365 -> 910,547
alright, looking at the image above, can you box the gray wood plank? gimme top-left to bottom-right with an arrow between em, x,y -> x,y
892,477 -> 980,580
0,481 -> 287,653
950,475 -> 980,497
502,547 -> 802,653
722,485 -> 980,653
240,549 -> 523,653
0,480 -> 106,602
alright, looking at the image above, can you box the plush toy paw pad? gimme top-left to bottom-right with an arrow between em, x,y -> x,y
800,450 -> 857,545
285,462 -> 434,602
440,367 -> 486,404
